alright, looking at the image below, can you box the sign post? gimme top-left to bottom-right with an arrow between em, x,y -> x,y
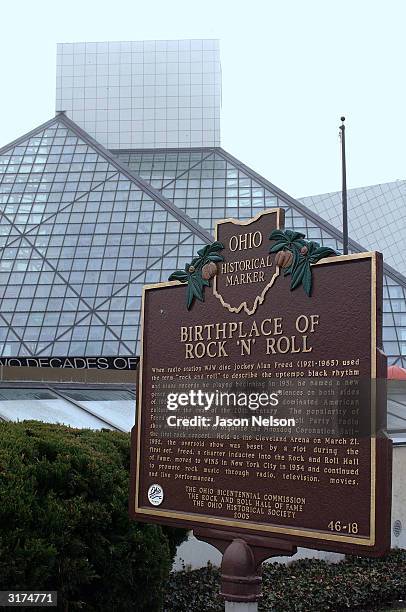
130,209 -> 392,607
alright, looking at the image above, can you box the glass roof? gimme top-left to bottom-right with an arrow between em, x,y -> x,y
0,384 -> 403,443
386,380 -> 406,444
1,115 -> 406,366
111,149 -> 214,189
300,181 -> 406,277
0,385 -> 135,431
0,116 -> 207,357
113,148 -> 406,367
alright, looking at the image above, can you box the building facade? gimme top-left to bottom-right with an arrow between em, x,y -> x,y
56,40 -> 221,150
300,181 -> 406,276
1,111 -> 406,368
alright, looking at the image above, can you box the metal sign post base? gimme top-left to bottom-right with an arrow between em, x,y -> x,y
225,602 -> 259,612
194,528 -> 297,608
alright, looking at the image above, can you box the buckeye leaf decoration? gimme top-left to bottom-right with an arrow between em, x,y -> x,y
197,241 -> 224,263
269,230 -> 337,296
168,270 -> 188,282
168,241 -> 224,310
269,229 -> 307,276
269,229 -> 307,253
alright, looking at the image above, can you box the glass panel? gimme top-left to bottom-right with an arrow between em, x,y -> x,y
0,119 -> 207,356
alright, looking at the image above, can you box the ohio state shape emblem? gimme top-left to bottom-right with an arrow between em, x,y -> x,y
213,209 -> 284,315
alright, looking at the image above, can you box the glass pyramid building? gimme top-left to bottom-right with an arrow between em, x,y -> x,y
1,112 -> 406,366
300,181 -> 406,276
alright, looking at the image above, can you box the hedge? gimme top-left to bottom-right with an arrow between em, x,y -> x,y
1,420 -> 404,612
0,421 -> 186,611
164,549 -> 406,612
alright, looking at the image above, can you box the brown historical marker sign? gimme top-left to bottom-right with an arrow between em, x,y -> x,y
130,208 -> 392,556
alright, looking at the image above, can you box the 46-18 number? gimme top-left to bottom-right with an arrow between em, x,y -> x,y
328,521 -> 359,534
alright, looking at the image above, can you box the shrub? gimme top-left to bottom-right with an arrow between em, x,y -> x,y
0,421 -> 186,611
164,549 -> 406,612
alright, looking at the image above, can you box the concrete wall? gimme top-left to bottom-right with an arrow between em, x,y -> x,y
173,444 -> 406,570
391,445 -> 406,549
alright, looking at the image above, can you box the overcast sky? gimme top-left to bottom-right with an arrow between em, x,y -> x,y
1,0 -> 405,198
